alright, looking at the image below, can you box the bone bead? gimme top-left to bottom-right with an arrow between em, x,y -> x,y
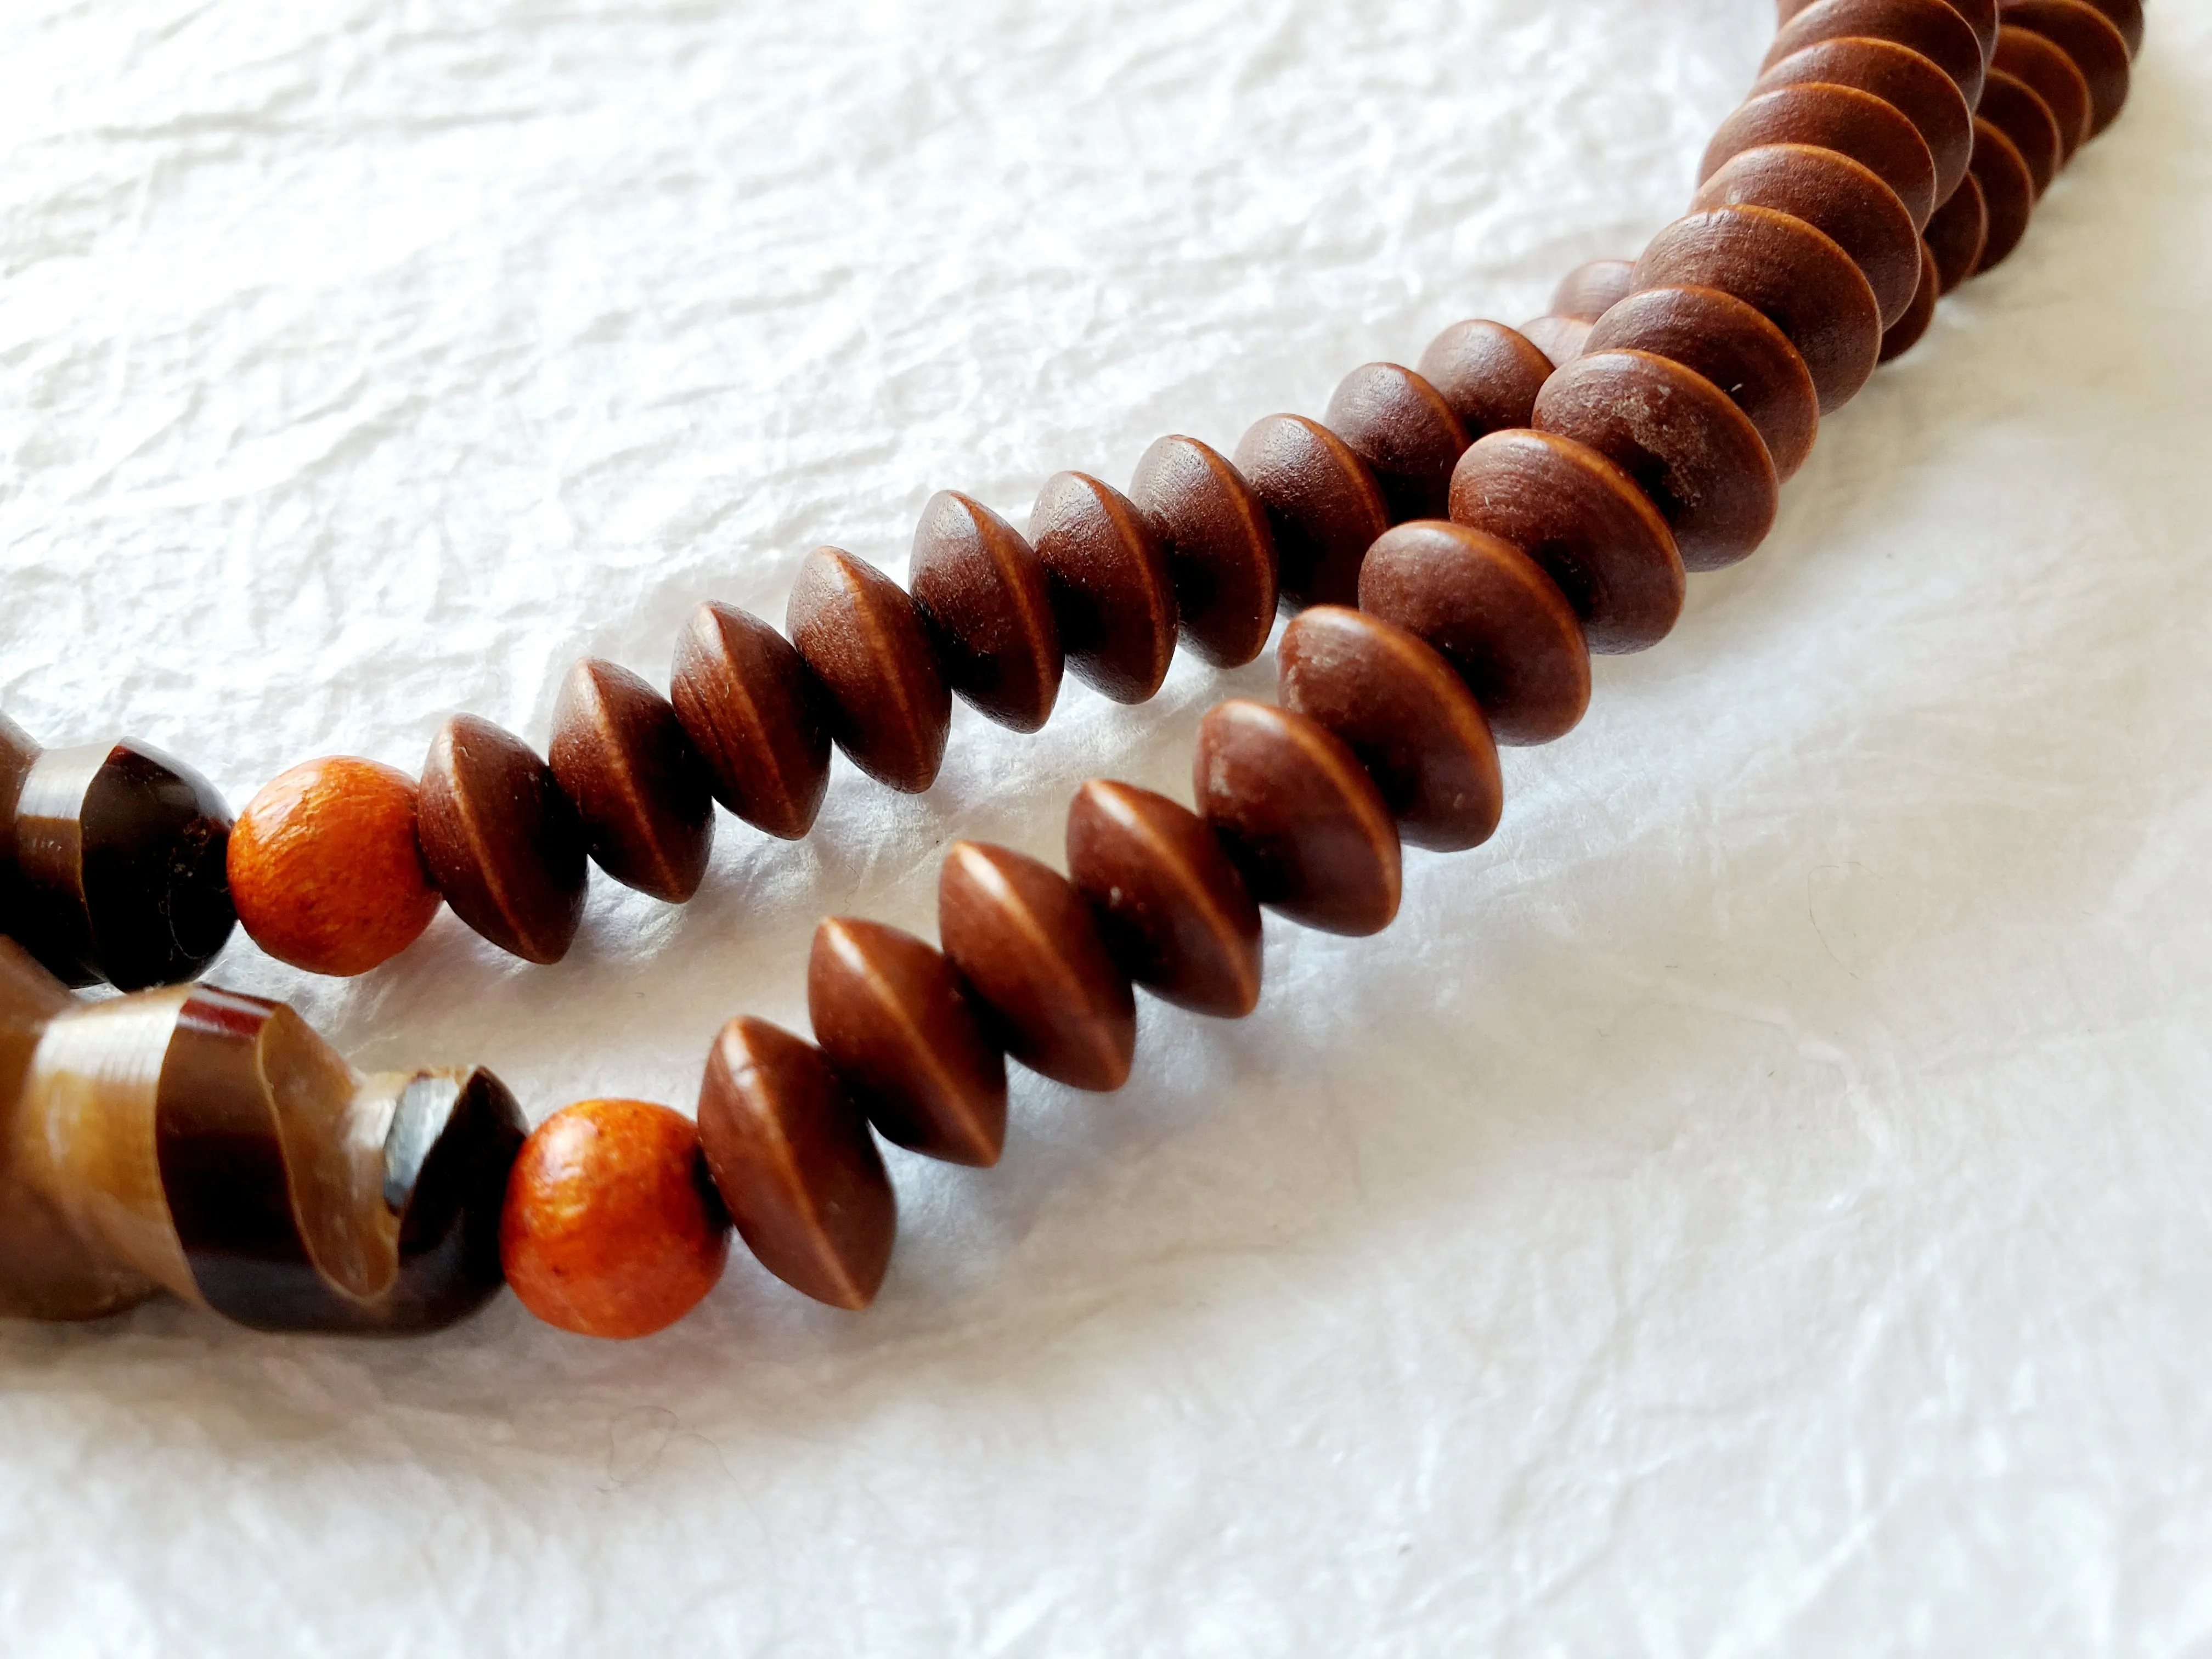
1765,0 -> 1987,106
1968,117 -> 2036,274
1998,0 -> 2128,137
1992,25 -> 2094,159
1029,471 -> 1177,704
1925,171 -> 1989,290
698,1016 -> 897,1311
1357,521 -> 1591,744
1754,37 -> 1975,207
1977,67 -> 2064,196
1694,144 -> 1925,329
1128,435 -> 1279,668
551,658 -> 714,904
808,917 -> 1007,1167
1550,259 -> 1639,323
1324,363 -> 1471,524
1065,780 -> 1263,1019
670,601 -> 831,840
910,489 -> 1063,733
1702,85 -> 1937,235
1517,315 -> 1593,370
1278,607 -> 1503,854
1879,241 -> 1942,361
1193,701 -> 1401,937
418,715 -> 588,965
1415,320 -> 1555,439
939,840 -> 1136,1092
1234,414 -> 1392,613
787,545 -> 951,793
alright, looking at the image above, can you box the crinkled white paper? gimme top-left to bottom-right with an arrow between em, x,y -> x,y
1,0 -> 2208,1651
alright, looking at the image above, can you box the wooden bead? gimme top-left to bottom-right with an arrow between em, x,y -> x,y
501,1098 -> 730,1339
910,490 -> 1063,732
1550,258 -> 1639,323
1233,414 -> 1391,613
1925,170 -> 1989,290
2001,0 -> 2129,137
808,917 -> 1007,1167
1324,363 -> 1471,524
1977,68 -> 2064,196
1968,117 -> 2036,274
1878,241 -> 1942,361
1778,0 -> 1999,55
1029,471 -> 1177,704
939,840 -> 1136,1091
1415,320 -> 1554,439
550,658 -> 714,904
1993,24 -> 2094,159
698,1016 -> 896,1311
1705,86 -> 1936,239
1765,0 -> 1987,107
1193,700 -> 1401,936
1278,606 -> 1503,853
227,758 -> 442,976
2069,0 -> 2142,59
0,715 -> 35,944
786,545 -> 951,793
1695,143 -> 1925,329
1128,435 -> 1279,668
1634,205 -> 1883,415
1533,349 -> 1781,572
1357,521 -> 1591,744
418,715 -> 587,965
670,601 -> 831,842
1517,315 -> 1593,370
1065,779 -> 1262,1019
1754,37 -> 1975,208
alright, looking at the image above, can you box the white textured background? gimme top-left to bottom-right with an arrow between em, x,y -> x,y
2,0 -> 2209,1652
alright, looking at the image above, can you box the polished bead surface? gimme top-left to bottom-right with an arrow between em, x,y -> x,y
1415,320 -> 1555,439
1193,700 -> 1401,937
808,916 -> 1007,1167
0,716 -> 36,944
787,545 -> 951,793
1065,779 -> 1262,1019
670,600 -> 831,841
1517,315 -> 1593,371
1967,117 -> 2036,274
1695,143 -> 1925,329
1992,24 -> 2094,158
550,658 -> 714,903
1878,241 -> 1942,361
2062,0 -> 2141,58
1765,0 -> 1988,106
1549,258 -> 1638,323
939,840 -> 1137,1092
1358,520 -> 1592,744
1924,170 -> 1990,290
418,715 -> 587,965
1278,607 -> 1503,853
227,757 -> 442,977
1977,68 -> 2063,196
1701,83 -> 1938,232
1324,363 -> 1471,525
698,1015 -> 896,1311
501,1098 -> 730,1339
1234,414 -> 1392,613
2001,0 -> 2129,137
1534,349 -> 1781,572
1128,435 -> 1279,668
1029,470 -> 1177,705
1754,37 -> 1975,207
910,489 -> 1063,733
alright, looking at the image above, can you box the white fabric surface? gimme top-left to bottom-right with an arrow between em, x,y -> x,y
2,0 -> 2208,1651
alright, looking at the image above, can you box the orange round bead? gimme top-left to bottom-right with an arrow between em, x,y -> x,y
500,1098 -> 730,1339
227,756 -> 443,975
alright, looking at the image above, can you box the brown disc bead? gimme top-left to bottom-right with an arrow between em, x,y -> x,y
500,1098 -> 731,1339
1357,521 -> 1591,744
1128,435 -> 1279,668
1065,779 -> 1262,1019
2059,0 -> 2141,59
698,1016 -> 897,1311
1277,606 -> 1503,853
0,715 -> 36,940
910,490 -> 1063,733
419,716 -> 588,965
1968,117 -> 2036,274
1324,363 -> 1471,525
1993,25 -> 2094,159
226,757 -> 442,976
550,658 -> 713,904
807,916 -> 1007,1167
1764,0 -> 1987,106
670,601 -> 831,842
1878,241 -> 1942,361
786,545 -> 951,793
1415,320 -> 1555,439
1550,258 -> 1639,323
1634,205 -> 1883,415
1776,0 -> 2000,55
939,840 -> 1136,1092
1699,83 -> 1938,233
1233,415 -> 1392,613
1028,471 -> 1176,704
1924,170 -> 1989,290
1517,315 -> 1593,370
2001,0 -> 2129,137
1192,700 -> 1401,937
1534,350 -> 1781,572
1694,144 -> 1925,329
1754,38 -> 1976,207
1583,285 -> 1820,484
1977,68 -> 2064,196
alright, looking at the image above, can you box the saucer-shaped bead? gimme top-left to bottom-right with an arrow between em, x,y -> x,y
1878,241 -> 1942,361
1324,363 -> 1470,525
670,601 -> 831,840
1517,315 -> 1592,370
1967,118 -> 2035,274
2067,0 -> 2140,57
1991,25 -> 2093,159
1976,68 -> 2063,196
418,715 -> 587,964
910,489 -> 1063,732
1128,435 -> 1279,668
1029,471 -> 1177,704
1549,259 -> 1639,323
787,546 -> 951,793
1764,0 -> 1987,106
1415,321 -> 1555,439
1234,415 -> 1391,613
1701,83 -> 1938,231
1754,37 -> 1974,206
1924,171 -> 1988,290
550,658 -> 714,903
1694,144 -> 1925,329
2001,0 -> 2128,136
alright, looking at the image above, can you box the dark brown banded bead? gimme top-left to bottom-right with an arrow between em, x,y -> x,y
1128,435 -> 1279,668
1194,701 -> 1401,937
1584,285 -> 1820,484
1415,320 -> 1555,439
787,545 -> 951,793
1278,607 -> 1503,853
1029,471 -> 1177,705
1878,241 -> 1942,361
1550,259 -> 1639,323
1324,363 -> 1471,524
1977,68 -> 2064,196
1925,171 -> 1989,290
939,840 -> 1136,1092
1517,315 -> 1593,371
1765,0 -> 1987,107
1694,144 -> 1924,329
1065,780 -> 1262,1019
699,1015 -> 896,1311
670,601 -> 831,841
1447,427 -> 1688,651
1358,521 -> 1591,744
1634,205 -> 1884,415
1700,83 -> 1937,233
2064,0 -> 2141,58
1234,415 -> 1392,614
808,917 -> 1007,1168
1754,38 -> 1975,208
1534,351 -> 1781,572
1968,117 -> 2036,274
419,715 -> 587,965
910,490 -> 1062,733
2002,0 -> 2129,137
550,658 -> 713,904
1992,25 -> 2094,159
